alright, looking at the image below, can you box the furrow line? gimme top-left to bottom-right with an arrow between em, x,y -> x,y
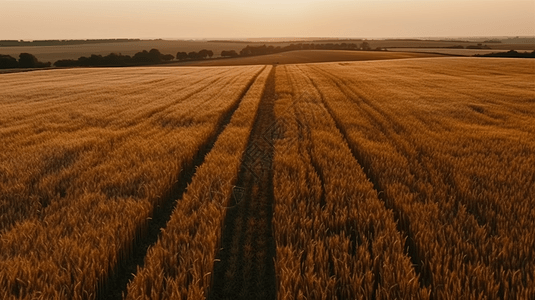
302,67 -> 429,291
99,66 -> 267,300
209,66 -> 277,300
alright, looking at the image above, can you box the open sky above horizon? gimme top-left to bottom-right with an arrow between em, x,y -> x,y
1,0 -> 534,40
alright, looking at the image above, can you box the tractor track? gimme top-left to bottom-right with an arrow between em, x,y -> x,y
97,66 -> 266,300
209,66 -> 278,300
295,64 -> 430,294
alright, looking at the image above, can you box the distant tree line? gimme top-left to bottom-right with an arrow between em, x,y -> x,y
421,44 -> 494,49
1,41 -> 385,70
55,49 -> 217,67
54,49 -> 175,67
466,44 -> 492,49
1,48 -> 216,69
443,45 -> 466,49
175,49 -> 214,61
474,50 -> 535,58
220,50 -> 239,57
0,53 -> 51,69
220,42 -> 377,58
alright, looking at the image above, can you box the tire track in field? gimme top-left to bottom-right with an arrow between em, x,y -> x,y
308,63 -> 498,281
133,68 -> 234,122
299,65 -> 430,290
309,64 -> 510,294
324,67 -> 510,233
209,67 -> 277,300
307,65 -> 483,214
291,65 -> 384,299
99,66 -> 267,300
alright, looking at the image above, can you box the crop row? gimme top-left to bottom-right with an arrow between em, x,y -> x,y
0,67 -> 228,233
0,66 -> 264,299
125,65 -> 272,299
1,58 -> 533,299
300,58 -> 535,298
271,65 -> 427,299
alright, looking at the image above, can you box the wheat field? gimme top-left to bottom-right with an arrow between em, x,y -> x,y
0,57 -> 534,299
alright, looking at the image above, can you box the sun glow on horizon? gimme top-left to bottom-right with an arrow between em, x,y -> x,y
1,0 -> 533,40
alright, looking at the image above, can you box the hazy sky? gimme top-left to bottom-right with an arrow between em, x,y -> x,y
1,0 -> 534,40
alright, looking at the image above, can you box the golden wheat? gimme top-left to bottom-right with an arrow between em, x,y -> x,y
1,57 -> 533,299
300,57 -> 535,298
272,64 -> 427,299
0,65 -> 264,299
125,66 -> 272,300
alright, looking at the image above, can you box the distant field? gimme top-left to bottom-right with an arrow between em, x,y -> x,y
1,39 -> 532,65
368,40 -> 534,50
0,40 -> 252,63
1,58 -> 534,299
387,48 -> 514,56
0,50 -> 443,74
170,50 -> 445,66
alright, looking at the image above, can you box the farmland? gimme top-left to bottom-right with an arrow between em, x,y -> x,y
0,40 -> 252,63
386,48 -> 513,56
1,38 -> 533,65
170,50 -> 444,67
1,57 -> 534,299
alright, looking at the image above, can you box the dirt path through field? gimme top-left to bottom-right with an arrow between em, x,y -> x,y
209,67 -> 278,300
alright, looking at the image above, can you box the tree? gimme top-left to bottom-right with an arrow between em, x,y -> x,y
198,49 -> 210,59
176,52 -> 188,60
88,54 -> 104,66
0,54 -> 18,69
100,53 -> 132,66
196,49 -> 213,59
221,50 -> 238,57
188,51 -> 199,60
161,54 -> 174,61
360,41 -> 371,51
18,53 -> 39,68
133,50 -> 151,63
148,48 -> 162,62
132,49 -> 164,64
18,53 -> 50,68
240,46 -> 252,56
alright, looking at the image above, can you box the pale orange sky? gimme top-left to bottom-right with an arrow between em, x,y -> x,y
1,0 -> 534,40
